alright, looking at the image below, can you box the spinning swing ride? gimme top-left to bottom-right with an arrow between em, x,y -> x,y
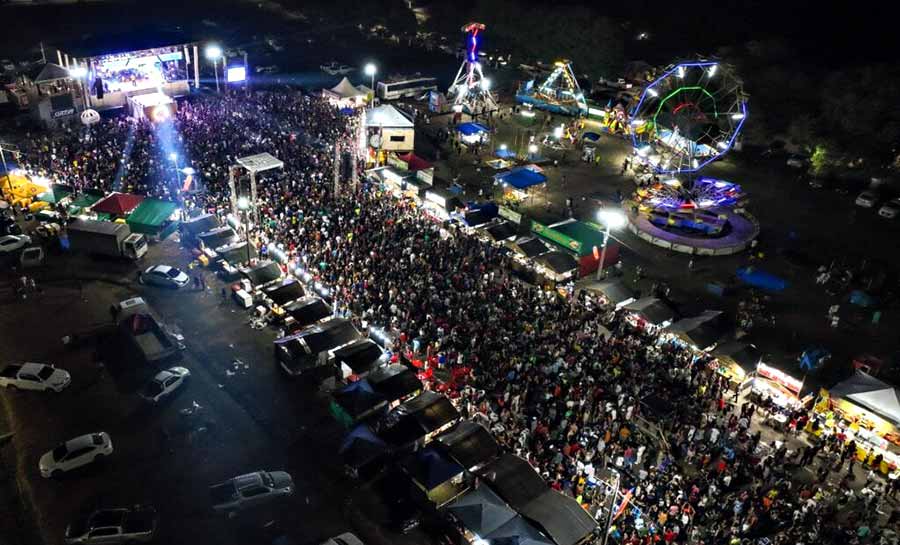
516,60 -> 587,116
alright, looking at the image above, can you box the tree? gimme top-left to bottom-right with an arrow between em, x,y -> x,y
810,144 -> 831,177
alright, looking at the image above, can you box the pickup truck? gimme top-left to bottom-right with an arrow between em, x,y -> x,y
0,363 -> 71,392
209,470 -> 294,516
64,505 -> 157,544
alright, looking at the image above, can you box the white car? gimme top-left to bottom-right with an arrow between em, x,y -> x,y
878,198 -> 900,219
39,432 -> 113,478
855,190 -> 879,208
139,367 -> 190,403
140,265 -> 190,288
786,155 -> 808,169
0,363 -> 71,392
0,234 -> 31,254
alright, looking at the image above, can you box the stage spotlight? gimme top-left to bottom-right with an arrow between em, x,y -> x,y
151,104 -> 171,123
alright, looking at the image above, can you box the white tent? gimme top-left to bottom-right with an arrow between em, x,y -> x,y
322,77 -> 368,105
830,371 -> 900,426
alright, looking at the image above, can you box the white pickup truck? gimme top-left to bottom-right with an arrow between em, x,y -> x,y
64,505 -> 157,544
209,470 -> 294,517
0,363 -> 71,392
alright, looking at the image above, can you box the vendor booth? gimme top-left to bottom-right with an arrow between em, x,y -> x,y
531,219 -> 620,278
36,184 -> 73,206
17,63 -> 85,127
282,296 -> 332,333
476,454 -> 547,512
331,380 -> 388,427
399,447 -> 467,507
367,363 -> 423,407
126,198 -> 179,240
485,516 -> 556,545
91,192 -> 145,219
181,212 -> 219,240
814,371 -> 900,474
665,310 -> 730,351
334,338 -> 388,378
66,191 -> 104,216
198,227 -> 238,250
535,251 -> 579,282
274,317 -> 361,379
753,361 -> 812,409
263,278 -> 305,308
215,240 -> 256,266
241,260 -> 283,288
375,391 -> 460,449
442,485 -> 517,544
622,297 -> 676,330
435,421 -> 500,471
423,187 -> 465,221
580,279 -> 636,309
495,166 -> 548,201
456,122 -> 490,146
340,424 -> 389,479
483,221 -> 519,243
711,341 -> 761,387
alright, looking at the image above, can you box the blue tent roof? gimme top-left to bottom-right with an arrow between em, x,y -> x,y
402,447 -> 464,489
583,132 -> 601,141
495,148 -> 517,159
340,424 -> 385,453
496,167 -> 547,190
457,122 -> 490,136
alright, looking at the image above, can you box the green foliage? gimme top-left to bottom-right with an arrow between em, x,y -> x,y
810,144 -> 830,177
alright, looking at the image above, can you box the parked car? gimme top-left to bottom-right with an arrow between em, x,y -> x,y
39,432 -> 113,478
139,367 -> 190,403
139,265 -> 190,288
64,505 -> 158,544
0,234 -> 31,254
321,533 -> 365,545
20,246 -> 44,267
0,362 -> 71,392
209,470 -> 294,516
855,190 -> 880,208
878,198 -> 900,219
786,155 -> 808,169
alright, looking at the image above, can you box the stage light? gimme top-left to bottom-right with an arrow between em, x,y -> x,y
68,66 -> 87,78
553,125 -> 563,139
181,167 -> 196,175
480,78 -> 491,91
528,144 -> 538,154
237,196 -> 250,210
500,143 -> 507,151
205,45 -> 223,60
151,105 -> 171,123
364,63 -> 377,77
169,152 -> 178,162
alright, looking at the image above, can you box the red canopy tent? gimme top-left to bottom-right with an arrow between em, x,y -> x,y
91,192 -> 145,217
397,152 -> 433,172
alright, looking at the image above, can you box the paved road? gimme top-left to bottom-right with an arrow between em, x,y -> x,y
0,235 -> 427,545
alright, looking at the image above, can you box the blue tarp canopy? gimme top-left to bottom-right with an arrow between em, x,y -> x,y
495,148 -> 517,159
496,167 -> 547,190
583,132 -> 601,142
457,122 -> 490,136
400,447 -> 464,490
736,267 -> 788,292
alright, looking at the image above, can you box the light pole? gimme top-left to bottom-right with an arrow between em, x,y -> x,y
596,209 -> 627,280
602,468 -> 621,545
237,196 -> 250,264
364,63 -> 377,106
206,45 -> 223,93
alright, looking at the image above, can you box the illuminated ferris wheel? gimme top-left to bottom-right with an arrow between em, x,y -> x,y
630,61 -> 748,175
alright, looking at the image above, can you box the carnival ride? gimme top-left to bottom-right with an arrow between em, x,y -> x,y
630,61 -> 747,175
447,22 -> 498,115
516,60 -> 587,116
626,61 -> 756,254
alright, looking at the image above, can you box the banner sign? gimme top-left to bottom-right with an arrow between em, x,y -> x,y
531,221 -> 582,253
498,206 -> 523,225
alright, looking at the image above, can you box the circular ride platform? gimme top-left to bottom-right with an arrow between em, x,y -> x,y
626,206 -> 759,256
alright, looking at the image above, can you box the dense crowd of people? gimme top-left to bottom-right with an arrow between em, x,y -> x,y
16,90 -> 899,545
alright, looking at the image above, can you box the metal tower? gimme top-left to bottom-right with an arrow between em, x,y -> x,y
448,22 -> 497,115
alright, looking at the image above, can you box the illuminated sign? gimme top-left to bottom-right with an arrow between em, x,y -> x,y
757,362 -> 803,394
226,66 -> 247,83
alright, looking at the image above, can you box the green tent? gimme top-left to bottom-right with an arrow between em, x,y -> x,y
127,199 -> 178,236
37,184 -> 72,204
66,191 -> 104,215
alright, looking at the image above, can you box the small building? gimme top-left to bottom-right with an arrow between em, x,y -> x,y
16,63 -> 84,127
366,105 -> 415,161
